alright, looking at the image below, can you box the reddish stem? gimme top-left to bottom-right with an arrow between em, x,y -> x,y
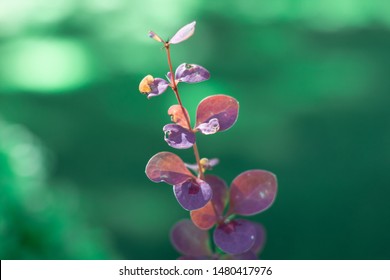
164,43 -> 204,180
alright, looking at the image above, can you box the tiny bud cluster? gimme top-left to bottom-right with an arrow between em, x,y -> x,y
139,21 -> 278,259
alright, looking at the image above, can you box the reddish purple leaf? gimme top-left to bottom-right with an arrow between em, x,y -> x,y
189,201 -> 215,230
175,63 -> 210,83
203,175 -> 228,215
168,105 -> 191,130
190,175 -> 228,230
196,95 -> 239,132
170,220 -> 212,257
213,219 -> 256,255
163,124 -> 195,149
229,170 -> 277,216
173,178 -> 212,211
169,21 -> 196,45
145,152 -> 193,185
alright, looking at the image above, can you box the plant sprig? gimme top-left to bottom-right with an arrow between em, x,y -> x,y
139,21 -> 278,259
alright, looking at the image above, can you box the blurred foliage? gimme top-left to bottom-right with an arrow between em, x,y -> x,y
1,0 -> 390,259
0,118 -> 116,259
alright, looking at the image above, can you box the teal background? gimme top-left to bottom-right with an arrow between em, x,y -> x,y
1,0 -> 390,259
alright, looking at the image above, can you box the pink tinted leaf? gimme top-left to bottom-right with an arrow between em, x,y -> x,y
145,152 -> 193,185
229,170 -> 277,216
196,95 -> 239,132
190,201 -> 215,230
169,21 -> 196,44
213,219 -> 256,255
163,124 -> 195,149
173,178 -> 212,211
175,63 -> 210,83
170,220 -> 212,257
148,31 -> 164,43
190,175 -> 228,230
168,105 -> 191,129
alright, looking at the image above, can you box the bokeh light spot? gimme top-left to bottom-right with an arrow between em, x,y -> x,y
0,38 -> 96,93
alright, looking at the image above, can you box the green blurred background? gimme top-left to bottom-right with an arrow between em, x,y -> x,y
1,0 -> 390,260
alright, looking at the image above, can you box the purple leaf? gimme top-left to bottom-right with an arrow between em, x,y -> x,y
190,175 -> 228,230
146,78 -> 169,99
251,222 -> 266,254
139,75 -> 169,99
229,170 -> 277,216
175,63 -> 210,83
170,220 -> 212,257
213,219 -> 256,255
196,118 -> 220,135
166,72 -> 173,83
163,124 -> 195,149
196,95 -> 239,132
145,152 -> 193,185
168,105 -> 191,129
174,178 -> 212,211
207,158 -> 220,168
169,21 -> 196,45
220,222 -> 265,259
204,175 -> 228,216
